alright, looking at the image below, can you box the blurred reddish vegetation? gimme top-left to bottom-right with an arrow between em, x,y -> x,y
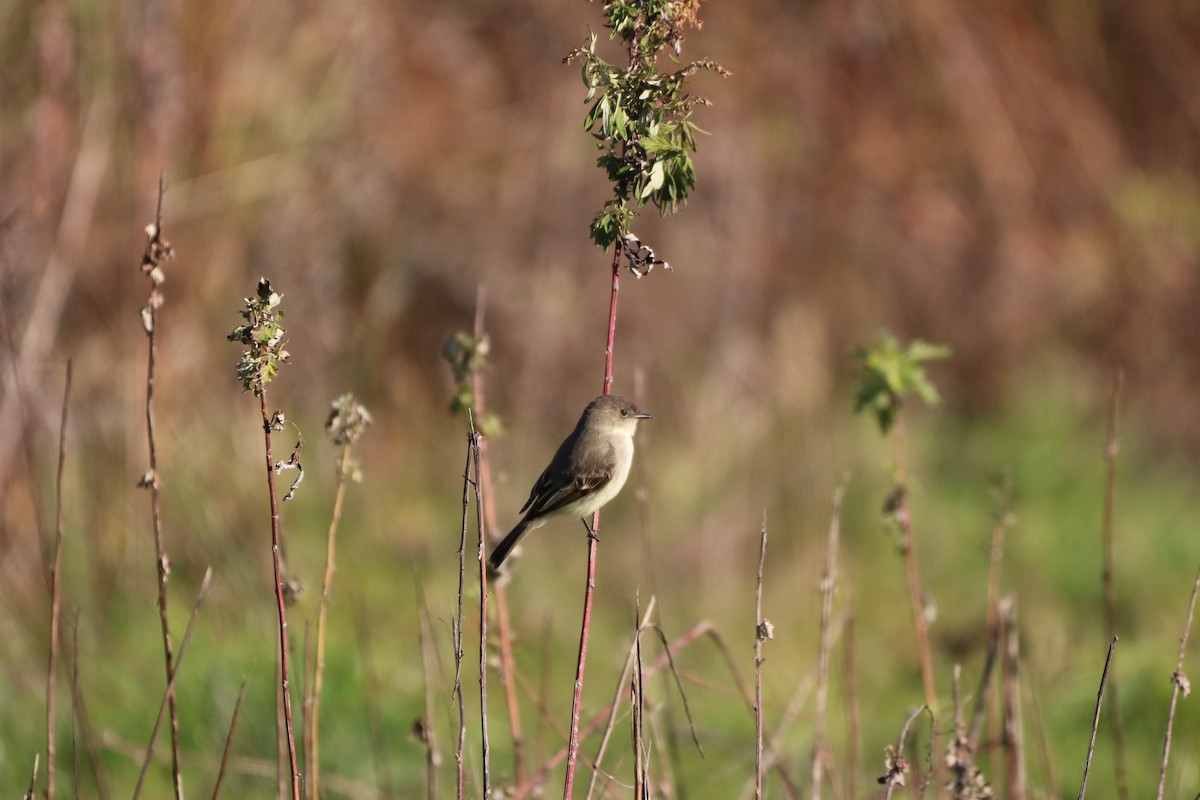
1,0 -> 1198,610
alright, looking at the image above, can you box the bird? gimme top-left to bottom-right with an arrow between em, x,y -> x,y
489,394 -> 650,570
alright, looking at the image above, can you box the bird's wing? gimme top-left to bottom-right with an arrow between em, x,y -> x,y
520,439 -> 616,518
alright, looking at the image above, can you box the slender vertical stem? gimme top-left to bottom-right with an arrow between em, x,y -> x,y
308,439 -> 352,800
754,516 -> 768,800
416,576 -> 441,800
892,418 -> 937,710
133,569 -> 215,800
472,430 -> 493,798
46,361 -> 71,800
142,178 -> 184,800
842,608 -> 859,800
259,391 -> 300,800
455,439 -> 472,800
631,600 -> 647,799
471,288 -> 525,785
563,242 -> 623,799
1077,637 -> 1118,800
1100,372 -> 1129,800
1155,563 -> 1200,800
1001,598 -> 1025,800
211,677 -> 249,800
812,486 -> 844,800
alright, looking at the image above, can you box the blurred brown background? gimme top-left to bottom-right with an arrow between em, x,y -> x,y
4,0 -> 1200,794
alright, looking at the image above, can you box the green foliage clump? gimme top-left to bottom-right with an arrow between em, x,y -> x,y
854,331 -> 950,434
566,0 -> 729,250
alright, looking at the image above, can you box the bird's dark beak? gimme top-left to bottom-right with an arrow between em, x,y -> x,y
635,411 -> 652,420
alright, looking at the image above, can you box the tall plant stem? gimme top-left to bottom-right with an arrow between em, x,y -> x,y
563,243 -> 623,799
307,439 -> 352,800
1100,371 -> 1129,800
472,287 -> 526,785
142,178 -> 185,800
1155,563 -> 1200,800
260,390 -> 300,800
892,417 -> 937,710
754,518 -> 768,800
46,361 -> 71,800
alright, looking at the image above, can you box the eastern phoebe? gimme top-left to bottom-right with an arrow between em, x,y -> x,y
489,394 -> 650,570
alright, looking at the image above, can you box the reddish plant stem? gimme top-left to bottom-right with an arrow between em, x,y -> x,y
259,391 -> 300,800
46,361 -> 71,800
563,241 -> 623,799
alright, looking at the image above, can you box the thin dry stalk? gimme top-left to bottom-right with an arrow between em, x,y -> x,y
970,473 -> 1012,750
1155,562 -> 1200,800
632,599 -> 648,799
813,486 -> 845,800
471,428 -> 493,798
1077,637 -> 1117,800
754,517 -> 769,800
64,618 -> 110,800
133,568 -> 215,800
258,389 -> 301,800
1000,598 -> 1024,800
1022,666 -> 1058,794
416,575 -> 442,800
843,608 -> 860,800
891,419 -> 939,712
70,610 -> 81,798
211,677 -> 249,800
24,753 -> 39,800
947,664 -> 992,800
299,621 -> 310,789
518,619 -> 710,799
563,241 -> 624,800
46,361 -> 71,800
472,286 -> 526,786
880,705 -> 931,800
1099,371 -> 1129,800
308,438 -> 353,800
455,438 -> 472,800
586,597 -> 657,800
351,598 -> 395,797
137,178 -> 185,800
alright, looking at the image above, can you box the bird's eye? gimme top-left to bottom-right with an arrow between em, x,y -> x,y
620,408 -> 629,417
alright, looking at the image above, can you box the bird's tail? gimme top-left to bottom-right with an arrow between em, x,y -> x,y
489,517 -> 532,570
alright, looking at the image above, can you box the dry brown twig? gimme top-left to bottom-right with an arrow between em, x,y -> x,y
133,567 -> 215,800
135,177 -> 185,800
754,516 -> 771,800
1077,637 -> 1118,800
813,485 -> 846,800
1099,371 -> 1130,800
307,393 -> 370,800
210,677 -> 249,800
470,426 -> 493,798
1000,598 -> 1025,800
45,361 -> 71,800
1155,563 -> 1200,800
880,705 -> 932,800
